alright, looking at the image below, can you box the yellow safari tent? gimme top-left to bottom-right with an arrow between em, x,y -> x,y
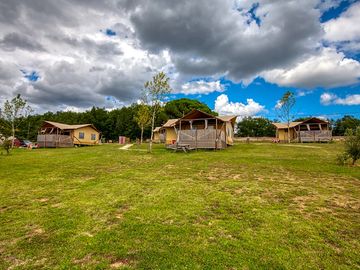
273,117 -> 331,143
37,121 -> 101,147
161,110 -> 237,150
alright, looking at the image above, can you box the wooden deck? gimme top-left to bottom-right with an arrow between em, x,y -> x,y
37,135 -> 73,148
177,129 -> 226,149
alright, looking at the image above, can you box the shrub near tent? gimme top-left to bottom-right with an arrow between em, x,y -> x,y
339,127 -> 360,165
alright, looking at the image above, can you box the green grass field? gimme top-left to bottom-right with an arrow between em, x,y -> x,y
0,143 -> 359,269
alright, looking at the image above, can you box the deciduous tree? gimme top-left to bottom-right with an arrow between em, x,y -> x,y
2,94 -> 32,147
134,102 -> 151,144
143,72 -> 172,152
276,91 -> 295,143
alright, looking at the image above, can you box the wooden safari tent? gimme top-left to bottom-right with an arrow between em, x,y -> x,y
162,110 -> 237,150
37,121 -> 100,147
273,117 -> 331,143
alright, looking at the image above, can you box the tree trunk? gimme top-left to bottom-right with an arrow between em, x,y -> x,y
352,158 -> 356,166
149,110 -> 156,153
287,123 -> 290,143
140,125 -> 144,144
11,122 -> 15,148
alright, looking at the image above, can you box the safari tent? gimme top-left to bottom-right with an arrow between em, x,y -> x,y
273,118 -> 331,143
152,127 -> 165,143
161,119 -> 179,145
37,121 -> 101,147
162,110 -> 237,150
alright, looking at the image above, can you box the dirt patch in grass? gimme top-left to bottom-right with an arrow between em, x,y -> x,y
73,254 -> 98,267
0,205 -> 9,213
25,226 -> 46,240
36,198 -> 49,203
327,195 -> 360,210
110,258 -> 133,269
292,195 -> 320,213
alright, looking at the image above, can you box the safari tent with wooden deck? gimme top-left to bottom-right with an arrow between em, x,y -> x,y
37,121 -> 101,147
273,118 -> 332,143
163,110 -> 237,150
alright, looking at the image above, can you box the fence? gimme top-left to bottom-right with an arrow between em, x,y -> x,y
178,129 -> 226,149
299,130 -> 332,142
234,137 -> 275,143
37,135 -> 73,148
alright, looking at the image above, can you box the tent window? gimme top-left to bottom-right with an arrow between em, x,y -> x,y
79,132 -> 85,139
91,134 -> 96,140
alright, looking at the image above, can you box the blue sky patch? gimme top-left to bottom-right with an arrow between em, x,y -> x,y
105,29 -> 116,36
320,0 -> 354,22
21,70 -> 40,82
247,3 -> 261,26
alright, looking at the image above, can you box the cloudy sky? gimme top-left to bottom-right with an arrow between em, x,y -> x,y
0,0 -> 359,119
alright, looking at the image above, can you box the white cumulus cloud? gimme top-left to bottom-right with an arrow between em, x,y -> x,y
261,48 -> 360,89
214,94 -> 265,118
323,2 -> 360,42
180,80 -> 225,95
320,92 -> 360,105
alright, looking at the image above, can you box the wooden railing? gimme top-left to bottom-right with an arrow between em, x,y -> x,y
37,135 -> 73,148
178,129 -> 226,149
299,130 -> 332,142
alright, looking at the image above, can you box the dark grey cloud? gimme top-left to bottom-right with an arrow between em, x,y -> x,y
0,32 -> 46,52
0,0 -> 359,111
124,0 -> 323,81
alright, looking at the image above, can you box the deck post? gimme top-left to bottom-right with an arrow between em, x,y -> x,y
224,123 -> 227,149
178,120 -> 182,146
195,128 -> 198,150
215,118 -> 218,150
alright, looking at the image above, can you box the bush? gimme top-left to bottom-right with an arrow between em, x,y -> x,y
342,127 -> 360,165
1,139 -> 11,155
336,153 -> 350,166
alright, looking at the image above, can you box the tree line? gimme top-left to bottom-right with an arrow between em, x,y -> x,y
2,101 -> 359,142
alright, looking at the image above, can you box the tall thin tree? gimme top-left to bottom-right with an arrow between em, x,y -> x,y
134,102 -> 151,144
276,91 -> 295,143
143,72 -> 171,152
2,94 -> 32,147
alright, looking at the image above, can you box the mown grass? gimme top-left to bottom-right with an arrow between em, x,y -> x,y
0,143 -> 359,269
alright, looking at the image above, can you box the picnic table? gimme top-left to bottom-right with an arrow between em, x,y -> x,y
173,143 -> 194,153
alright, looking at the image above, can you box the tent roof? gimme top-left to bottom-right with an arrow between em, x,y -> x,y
217,115 -> 237,123
153,127 -> 161,132
42,121 -> 99,132
162,119 -> 179,128
181,109 -> 237,123
273,122 -> 303,129
181,109 -> 216,120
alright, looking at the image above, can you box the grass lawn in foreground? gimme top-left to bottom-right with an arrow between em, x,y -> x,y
0,143 -> 359,269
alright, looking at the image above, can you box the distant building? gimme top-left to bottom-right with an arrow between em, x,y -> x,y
37,121 -> 100,147
273,118 -> 331,142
